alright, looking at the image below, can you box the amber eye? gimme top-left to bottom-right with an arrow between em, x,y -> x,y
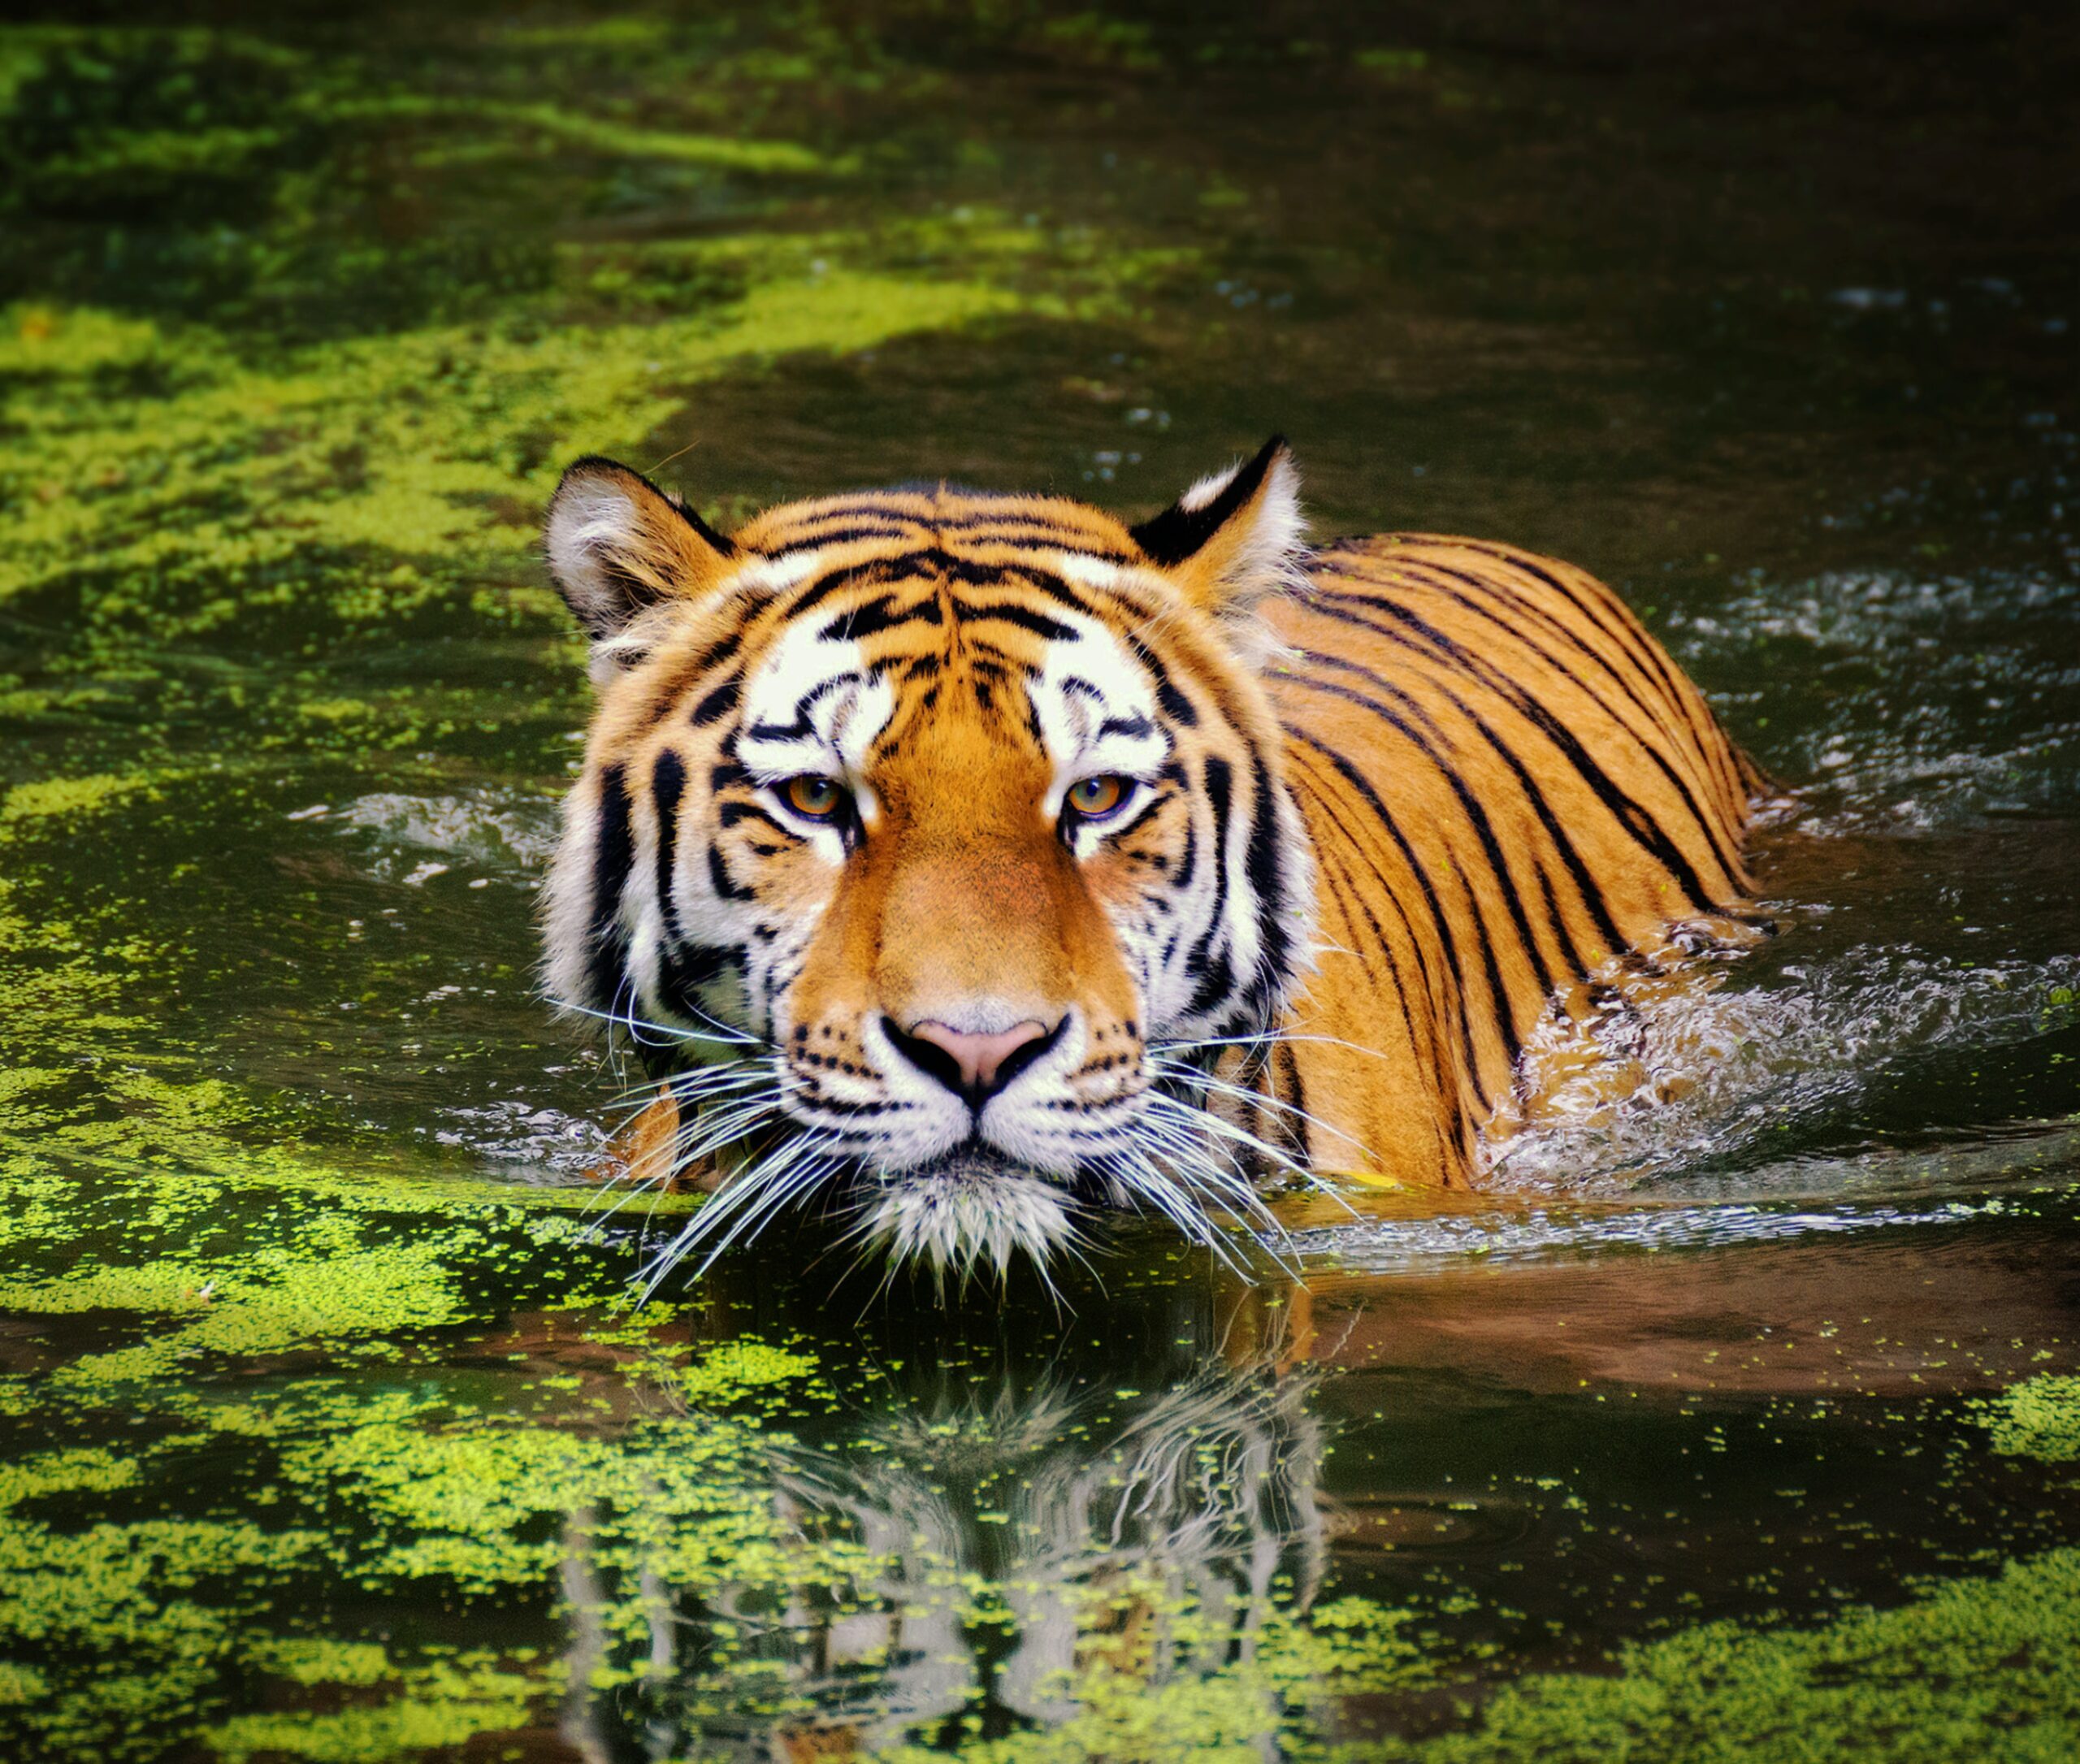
1066,774 -> 1131,821
779,774 -> 847,821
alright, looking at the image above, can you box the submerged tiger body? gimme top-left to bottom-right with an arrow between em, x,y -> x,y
1250,536 -> 1765,1188
540,439 -> 1761,1272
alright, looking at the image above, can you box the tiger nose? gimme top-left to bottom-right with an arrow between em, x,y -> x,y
890,1017 -> 1055,1102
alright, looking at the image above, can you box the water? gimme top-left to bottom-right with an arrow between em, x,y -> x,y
2,6 -> 2078,1758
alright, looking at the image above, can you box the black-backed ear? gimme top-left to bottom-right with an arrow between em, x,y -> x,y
1129,436 -> 1306,618
543,456 -> 738,649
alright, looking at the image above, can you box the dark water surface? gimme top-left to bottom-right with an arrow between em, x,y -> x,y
3,4 -> 2078,1758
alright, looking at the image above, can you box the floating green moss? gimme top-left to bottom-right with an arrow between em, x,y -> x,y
1973,1374 -> 2080,1464
1343,1549 -> 2080,1764
206,1655 -> 543,1763
0,771 -> 157,826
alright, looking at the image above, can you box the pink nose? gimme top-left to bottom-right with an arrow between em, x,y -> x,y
907,1019 -> 1050,1094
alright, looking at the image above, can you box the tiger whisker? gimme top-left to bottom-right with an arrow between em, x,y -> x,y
600,1061 -> 773,1115
1143,1086 -> 1362,1221
1103,1148 -> 1264,1281
1128,1103 -> 1311,1263
638,1133 -> 840,1296
549,994 -> 768,1051
1132,1125 -> 1291,1251
1142,1087 -> 1315,1188
1151,1028 -> 1396,1066
1148,1053 -> 1376,1168
682,1151 -> 841,1284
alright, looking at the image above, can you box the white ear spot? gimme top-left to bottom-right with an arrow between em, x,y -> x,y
1177,460 -> 1244,514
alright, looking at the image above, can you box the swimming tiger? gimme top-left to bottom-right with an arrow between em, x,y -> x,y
540,437 -> 1764,1275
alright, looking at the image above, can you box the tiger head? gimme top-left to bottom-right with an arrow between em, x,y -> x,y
540,439 -> 1316,1274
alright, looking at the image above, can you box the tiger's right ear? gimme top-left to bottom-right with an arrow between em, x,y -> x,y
543,456 -> 738,650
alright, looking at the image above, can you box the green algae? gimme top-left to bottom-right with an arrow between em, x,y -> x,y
1972,1375 -> 2080,1465
457,99 -> 852,176
206,1656 -> 541,1763
0,770 -> 158,826
2,3 -> 2078,1759
1341,1549 -> 2080,1764
0,1307 -> 860,1757
0,1450 -> 138,1513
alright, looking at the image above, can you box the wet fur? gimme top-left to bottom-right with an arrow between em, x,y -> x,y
540,440 -> 1761,1272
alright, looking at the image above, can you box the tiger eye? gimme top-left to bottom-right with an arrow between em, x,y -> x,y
782,775 -> 846,820
1068,775 -> 1128,818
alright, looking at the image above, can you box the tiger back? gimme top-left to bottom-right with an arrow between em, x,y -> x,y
1247,535 -> 1763,1190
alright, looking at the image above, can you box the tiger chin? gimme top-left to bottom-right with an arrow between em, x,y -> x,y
538,436 -> 1764,1281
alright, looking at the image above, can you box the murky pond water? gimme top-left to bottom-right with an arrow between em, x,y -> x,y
3,5 -> 2078,1758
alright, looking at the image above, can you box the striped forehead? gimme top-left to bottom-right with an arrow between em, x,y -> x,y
735,486 -> 1138,560
736,564 -> 1162,770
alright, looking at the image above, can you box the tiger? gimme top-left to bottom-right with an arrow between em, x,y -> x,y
539,436 -> 1764,1276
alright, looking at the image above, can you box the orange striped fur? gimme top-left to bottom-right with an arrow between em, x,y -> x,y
540,440 -> 1760,1272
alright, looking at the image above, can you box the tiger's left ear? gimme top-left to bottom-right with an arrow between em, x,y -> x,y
1129,436 -> 1306,620
543,456 -> 739,661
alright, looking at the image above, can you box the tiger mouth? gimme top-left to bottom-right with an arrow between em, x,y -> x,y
855,1145 -> 1079,1277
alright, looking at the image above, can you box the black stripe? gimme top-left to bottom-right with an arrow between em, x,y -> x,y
1302,804 -> 1454,1167
706,841 -> 755,903
1124,632 -> 1198,726
767,525 -> 916,553
1098,789 -> 1168,846
1273,1038 -> 1310,1167
821,593 -> 943,640
1308,587 -> 1726,917
1380,558 -> 1747,891
1398,556 -> 1683,758
1447,852 -> 1521,1067
690,674 -> 740,726
1292,598 -> 1626,962
643,629 -> 741,727
651,750 -> 687,945
1242,747 -> 1297,1012
956,600 -> 1078,641
744,674 -> 854,743
1172,808 -> 1198,892
1468,544 -> 1753,833
991,562 -> 1103,616
773,546 -> 1094,629
771,501 -> 932,531
1285,653 -> 1558,999
717,800 -> 797,835
1475,546 -> 1697,740
775,553 -> 904,623
587,764 -> 635,1013
1288,731 -> 1494,1109
1288,652 -> 1525,1066
1182,756 -> 1235,1019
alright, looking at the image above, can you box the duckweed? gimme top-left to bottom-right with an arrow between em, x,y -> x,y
5,3 -> 2080,1760
1972,1375 -> 2080,1465
1349,1550 -> 2080,1764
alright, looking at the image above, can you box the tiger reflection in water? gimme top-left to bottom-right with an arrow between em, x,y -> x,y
557,1341 -> 1328,1761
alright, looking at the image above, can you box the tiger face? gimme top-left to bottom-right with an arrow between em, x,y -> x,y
540,439 -> 1315,1273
